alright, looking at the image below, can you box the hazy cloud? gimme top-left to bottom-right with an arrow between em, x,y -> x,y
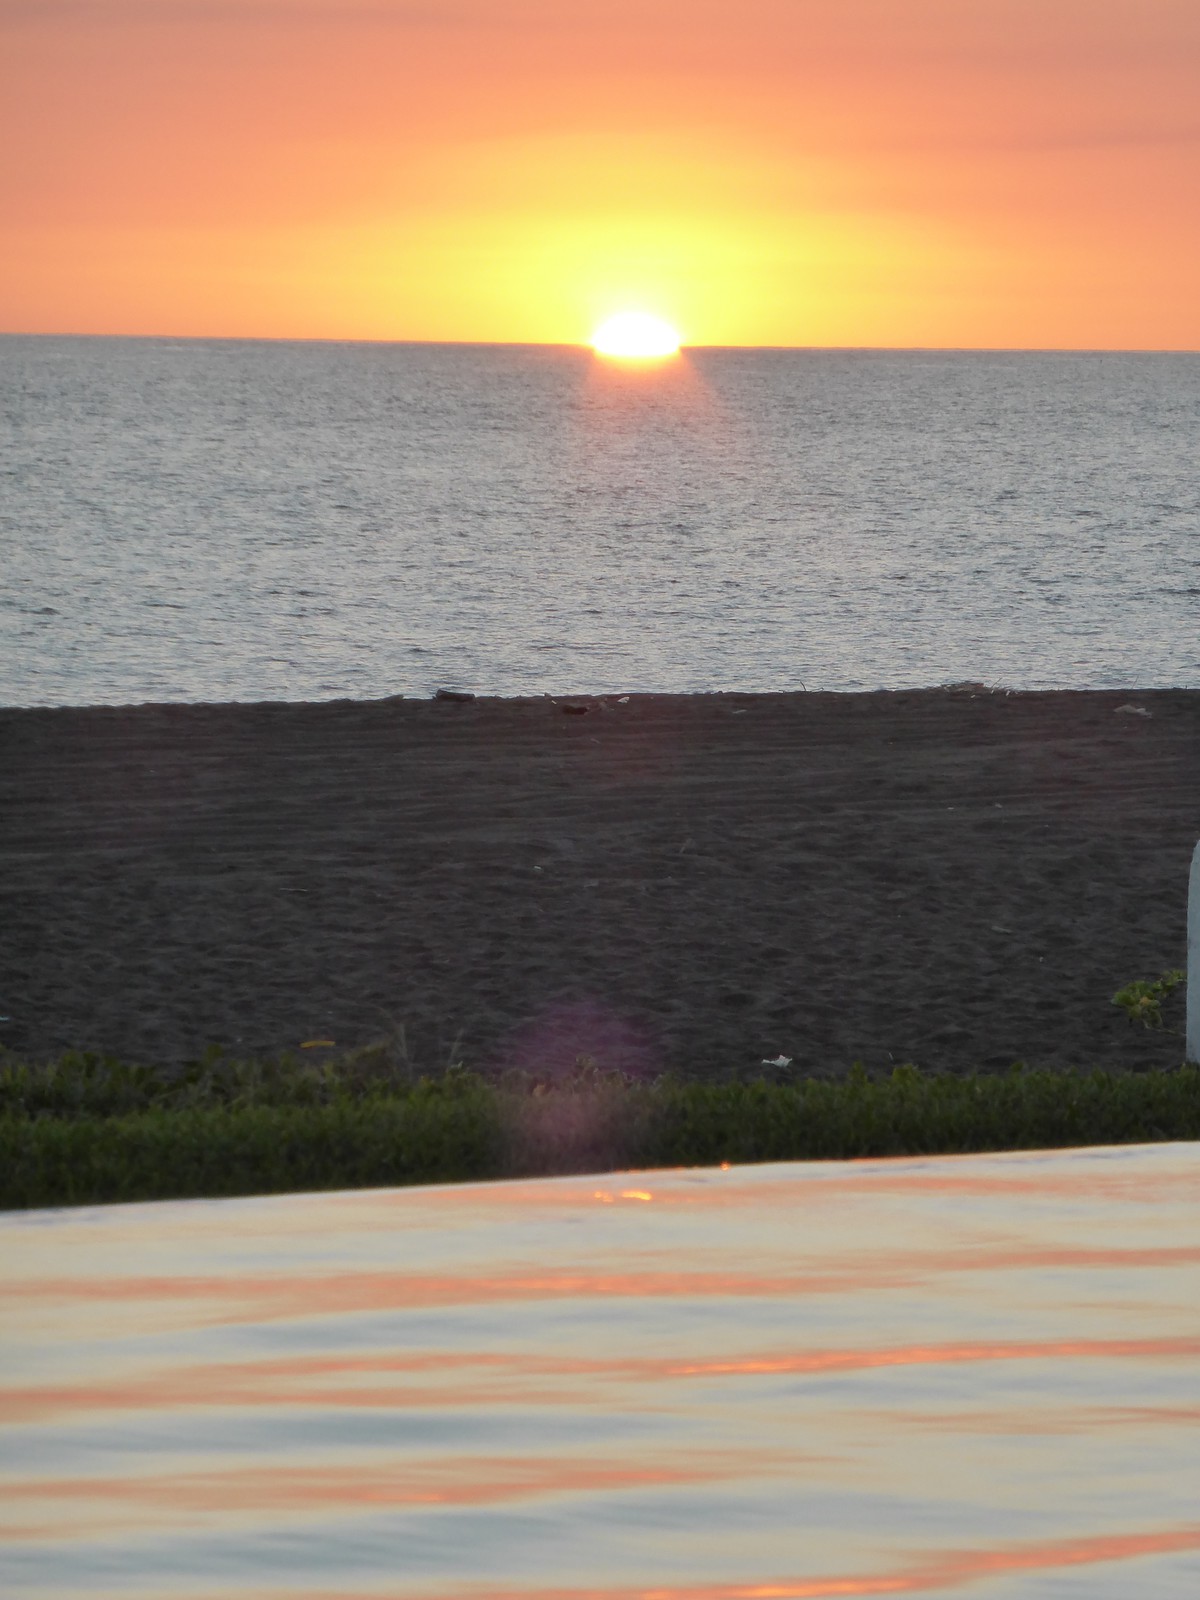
0,0 -> 480,27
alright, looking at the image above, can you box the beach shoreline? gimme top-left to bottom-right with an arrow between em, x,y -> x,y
2,687 -> 1197,1075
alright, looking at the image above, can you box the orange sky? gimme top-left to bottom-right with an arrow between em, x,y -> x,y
2,0 -> 1198,347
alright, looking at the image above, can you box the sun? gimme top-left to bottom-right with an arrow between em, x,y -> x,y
591,311 -> 681,360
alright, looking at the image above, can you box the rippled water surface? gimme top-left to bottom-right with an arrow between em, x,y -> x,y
3,1143 -> 1200,1598
2,338 -> 1199,705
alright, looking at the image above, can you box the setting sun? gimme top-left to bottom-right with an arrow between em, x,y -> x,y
591,312 -> 682,360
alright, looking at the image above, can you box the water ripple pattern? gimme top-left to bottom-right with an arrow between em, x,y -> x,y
2,1143 -> 1200,1597
2,339 -> 1198,704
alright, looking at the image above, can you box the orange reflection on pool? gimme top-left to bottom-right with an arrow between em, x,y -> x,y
2,1143 -> 1199,1598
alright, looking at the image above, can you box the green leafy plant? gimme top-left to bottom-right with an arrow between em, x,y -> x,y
1112,970 -> 1184,1030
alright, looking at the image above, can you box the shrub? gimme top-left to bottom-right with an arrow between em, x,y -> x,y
3,1053 -> 1198,1211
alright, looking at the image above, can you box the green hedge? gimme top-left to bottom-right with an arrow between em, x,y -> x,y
2,1055 -> 1198,1211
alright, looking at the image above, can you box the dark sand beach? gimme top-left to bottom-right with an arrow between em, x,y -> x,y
2,689 -> 1197,1077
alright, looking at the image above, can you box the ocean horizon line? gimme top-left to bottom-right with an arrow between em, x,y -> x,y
3,330 -> 1199,356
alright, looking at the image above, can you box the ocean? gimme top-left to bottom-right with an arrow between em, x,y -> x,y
2,336 -> 1197,706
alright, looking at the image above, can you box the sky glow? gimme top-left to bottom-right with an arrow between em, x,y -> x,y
1,0 -> 1197,347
